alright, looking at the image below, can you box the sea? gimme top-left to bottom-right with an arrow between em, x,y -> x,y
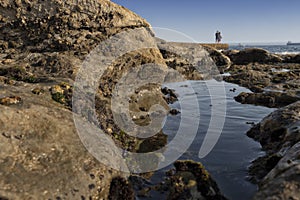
139,45 -> 299,200
229,43 -> 300,54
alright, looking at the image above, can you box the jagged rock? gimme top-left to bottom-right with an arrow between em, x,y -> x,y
164,160 -> 228,200
157,41 -> 219,80
108,177 -> 135,200
247,101 -> 300,152
234,91 -> 300,108
224,62 -> 300,96
0,0 -> 170,199
131,160 -> 227,200
0,0 -> 150,53
282,54 -> 300,64
224,48 -> 283,65
247,102 -> 300,199
224,68 -> 272,92
202,46 -> 231,71
161,87 -> 178,104
253,142 -> 300,200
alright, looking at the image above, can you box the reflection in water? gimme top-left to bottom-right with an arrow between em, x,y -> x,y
150,80 -> 276,200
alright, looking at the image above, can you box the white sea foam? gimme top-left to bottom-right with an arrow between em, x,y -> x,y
271,68 -> 290,73
274,51 -> 300,55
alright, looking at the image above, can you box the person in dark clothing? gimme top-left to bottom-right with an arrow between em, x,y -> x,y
215,31 -> 222,43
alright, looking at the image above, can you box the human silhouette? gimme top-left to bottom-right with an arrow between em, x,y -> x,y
215,31 -> 222,43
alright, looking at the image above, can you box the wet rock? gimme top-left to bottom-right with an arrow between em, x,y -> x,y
253,142 -> 300,200
170,109 -> 181,115
247,101 -> 300,152
108,177 -> 135,200
131,160 -> 227,200
137,131 -> 167,153
248,154 -> 283,184
247,102 -> 300,199
224,67 -> 272,92
224,62 -> 300,108
161,87 -> 178,104
163,160 -> 228,200
224,48 -> 283,65
282,53 -> 300,64
234,91 -> 300,108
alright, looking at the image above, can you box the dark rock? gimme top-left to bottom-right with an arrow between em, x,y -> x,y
108,177 -> 135,200
229,88 -> 236,92
224,67 -> 272,92
162,87 -> 178,104
234,91 -> 300,108
224,48 -> 283,65
202,46 -> 231,71
253,142 -> 300,200
247,102 -> 300,199
170,109 -> 181,115
164,160 -> 228,200
137,131 -> 168,153
248,154 -> 283,184
247,101 -> 300,152
282,53 -> 300,64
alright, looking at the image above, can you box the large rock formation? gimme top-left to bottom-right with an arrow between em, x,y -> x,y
246,101 -> 300,199
202,46 -> 231,72
0,0 -> 227,199
5,0 -> 300,199
0,83 -> 125,199
0,0 -> 150,53
223,48 -> 282,65
157,40 -> 223,80
0,0 -> 170,199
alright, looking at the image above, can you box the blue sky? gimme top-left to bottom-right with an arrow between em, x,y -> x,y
112,0 -> 300,44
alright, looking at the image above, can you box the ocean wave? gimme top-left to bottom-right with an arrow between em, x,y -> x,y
274,51 -> 300,55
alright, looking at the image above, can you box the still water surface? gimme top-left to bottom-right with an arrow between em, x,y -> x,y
146,80 -> 275,200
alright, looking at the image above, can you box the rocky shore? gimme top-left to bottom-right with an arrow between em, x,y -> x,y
0,0 -> 299,199
0,0 -> 166,199
210,48 -> 300,199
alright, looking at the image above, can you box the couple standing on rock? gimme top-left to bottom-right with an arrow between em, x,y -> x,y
215,30 -> 222,43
